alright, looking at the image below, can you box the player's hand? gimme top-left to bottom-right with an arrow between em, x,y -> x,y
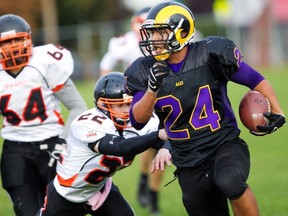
148,61 -> 170,93
251,112 -> 286,136
151,148 -> 172,173
48,137 -> 66,167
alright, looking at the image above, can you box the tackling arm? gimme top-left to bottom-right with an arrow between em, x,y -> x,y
91,129 -> 167,156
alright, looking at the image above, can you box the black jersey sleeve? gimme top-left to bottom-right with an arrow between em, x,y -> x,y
97,132 -> 163,156
124,57 -> 155,96
204,36 -> 243,79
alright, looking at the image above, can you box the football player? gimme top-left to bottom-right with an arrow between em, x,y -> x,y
124,1 -> 286,216
37,72 -> 171,216
0,14 -> 87,216
99,7 -> 166,214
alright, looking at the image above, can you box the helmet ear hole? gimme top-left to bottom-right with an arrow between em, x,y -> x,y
181,31 -> 188,38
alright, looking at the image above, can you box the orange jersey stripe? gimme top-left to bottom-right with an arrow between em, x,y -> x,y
57,173 -> 78,187
54,110 -> 65,125
52,83 -> 65,92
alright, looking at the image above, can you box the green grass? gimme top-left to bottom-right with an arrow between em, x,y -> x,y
0,64 -> 288,216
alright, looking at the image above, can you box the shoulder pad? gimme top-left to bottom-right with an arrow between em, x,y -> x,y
203,36 -> 243,68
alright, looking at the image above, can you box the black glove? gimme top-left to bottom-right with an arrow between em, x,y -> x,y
48,137 -> 66,167
148,61 -> 170,93
250,112 -> 286,136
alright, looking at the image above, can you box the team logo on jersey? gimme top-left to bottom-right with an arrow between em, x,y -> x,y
86,131 -> 97,138
176,80 -> 184,87
109,136 -> 117,145
233,47 -> 242,67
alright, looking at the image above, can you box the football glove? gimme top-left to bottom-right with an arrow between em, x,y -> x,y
148,61 -> 170,93
48,137 -> 66,167
250,112 -> 286,136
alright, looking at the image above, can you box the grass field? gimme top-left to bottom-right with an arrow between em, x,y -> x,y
0,64 -> 287,216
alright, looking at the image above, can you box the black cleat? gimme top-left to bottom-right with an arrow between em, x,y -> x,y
149,189 -> 160,215
137,174 -> 149,207
137,187 -> 149,207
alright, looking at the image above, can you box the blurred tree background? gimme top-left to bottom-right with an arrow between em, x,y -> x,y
0,0 -> 219,80
0,0 -> 287,79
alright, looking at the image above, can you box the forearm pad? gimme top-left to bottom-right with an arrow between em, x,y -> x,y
98,132 -> 161,156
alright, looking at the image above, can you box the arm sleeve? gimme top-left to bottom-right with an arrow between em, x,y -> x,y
230,61 -> 265,89
97,132 -> 162,156
54,79 -> 88,138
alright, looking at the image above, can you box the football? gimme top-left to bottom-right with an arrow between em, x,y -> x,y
239,90 -> 270,131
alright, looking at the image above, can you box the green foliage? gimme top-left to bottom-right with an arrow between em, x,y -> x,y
56,0 -> 132,25
0,65 -> 288,216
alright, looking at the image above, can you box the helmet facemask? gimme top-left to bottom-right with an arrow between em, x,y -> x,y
140,24 -> 175,61
97,96 -> 132,130
0,32 -> 32,70
140,19 -> 194,61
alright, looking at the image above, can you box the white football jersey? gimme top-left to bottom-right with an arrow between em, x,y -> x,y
0,44 -> 73,141
54,107 -> 159,203
99,31 -> 142,71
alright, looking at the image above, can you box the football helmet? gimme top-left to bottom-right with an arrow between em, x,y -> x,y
0,14 -> 32,70
94,72 -> 132,129
139,1 -> 195,61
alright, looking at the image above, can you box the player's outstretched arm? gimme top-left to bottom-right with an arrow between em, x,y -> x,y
94,129 -> 168,156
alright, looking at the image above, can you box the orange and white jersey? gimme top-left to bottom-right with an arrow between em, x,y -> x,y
99,31 -> 142,71
54,108 -> 159,203
0,44 -> 73,141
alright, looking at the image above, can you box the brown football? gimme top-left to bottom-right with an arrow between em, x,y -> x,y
239,90 -> 270,131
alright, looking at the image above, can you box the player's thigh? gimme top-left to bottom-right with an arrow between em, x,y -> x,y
214,138 -> 250,173
213,138 -> 250,199
8,182 -> 41,216
94,183 -> 135,216
0,140 -> 36,188
177,166 -> 229,216
213,138 -> 250,183
39,182 -> 87,216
